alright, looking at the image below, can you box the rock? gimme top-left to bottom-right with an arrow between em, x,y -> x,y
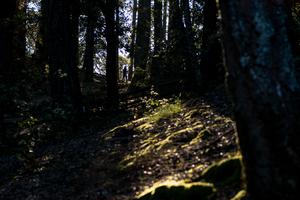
137,181 -> 216,200
193,156 -> 242,186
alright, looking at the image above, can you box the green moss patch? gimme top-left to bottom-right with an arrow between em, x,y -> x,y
137,181 -> 216,200
193,156 -> 242,186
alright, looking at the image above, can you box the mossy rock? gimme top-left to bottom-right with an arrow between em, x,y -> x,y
137,181 -> 216,200
194,156 -> 242,186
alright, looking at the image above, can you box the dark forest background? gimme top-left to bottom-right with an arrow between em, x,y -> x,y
1,0 -> 300,199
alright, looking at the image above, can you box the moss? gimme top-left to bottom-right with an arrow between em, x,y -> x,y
230,190 -> 247,200
186,129 -> 212,146
137,181 -> 216,200
193,156 -> 242,186
148,101 -> 182,123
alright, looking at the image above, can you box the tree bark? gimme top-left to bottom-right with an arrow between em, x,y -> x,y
134,0 -> 151,71
200,0 -> 223,86
151,0 -> 163,85
45,0 -> 82,112
104,0 -> 119,110
0,0 -> 17,143
128,0 -> 137,81
220,0 -> 300,199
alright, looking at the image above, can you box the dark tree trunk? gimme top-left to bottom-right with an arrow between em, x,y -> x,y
128,0 -> 137,81
83,12 -> 96,82
200,0 -> 223,86
35,0 -> 47,78
14,0 -> 26,76
181,0 -> 197,91
0,0 -> 17,143
166,0 -> 186,86
45,0 -> 82,112
151,0 -> 163,85
134,0 -> 151,71
104,0 -> 119,110
220,0 -> 300,199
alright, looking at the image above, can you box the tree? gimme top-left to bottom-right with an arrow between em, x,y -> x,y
134,0 -> 151,72
200,0 -> 223,86
128,0 -> 137,81
0,0 -> 17,143
83,7 -> 97,82
219,0 -> 300,199
44,0 -> 82,112
103,0 -> 119,109
151,0 -> 163,85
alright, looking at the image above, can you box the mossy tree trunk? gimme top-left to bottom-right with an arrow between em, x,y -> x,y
220,0 -> 300,199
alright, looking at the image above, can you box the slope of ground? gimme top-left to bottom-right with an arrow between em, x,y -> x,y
0,87 -> 242,200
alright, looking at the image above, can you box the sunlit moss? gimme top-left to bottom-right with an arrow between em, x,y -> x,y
193,155 -> 242,186
147,100 -> 182,123
137,180 -> 216,200
230,190 -> 247,200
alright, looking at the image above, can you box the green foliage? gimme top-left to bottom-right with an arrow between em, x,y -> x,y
147,98 -> 182,123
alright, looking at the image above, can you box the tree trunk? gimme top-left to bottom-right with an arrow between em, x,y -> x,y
0,0 -> 17,143
104,0 -> 119,110
200,0 -> 223,86
128,0 -> 137,81
83,12 -> 96,82
162,0 -> 168,42
151,0 -> 163,85
45,0 -> 82,112
220,0 -> 300,199
134,0 -> 151,71
166,0 -> 185,85
181,0 -> 197,91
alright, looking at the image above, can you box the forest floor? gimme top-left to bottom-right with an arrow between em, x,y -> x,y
0,86 -> 244,200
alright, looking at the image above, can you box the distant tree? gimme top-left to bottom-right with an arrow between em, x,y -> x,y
83,6 -> 97,82
220,0 -> 300,199
103,0 -> 119,109
162,0 -> 168,42
200,0 -> 223,87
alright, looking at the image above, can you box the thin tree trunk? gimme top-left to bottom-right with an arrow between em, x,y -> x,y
83,12 -> 96,82
162,0 -> 168,42
128,0 -> 137,81
220,1 -> 300,199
